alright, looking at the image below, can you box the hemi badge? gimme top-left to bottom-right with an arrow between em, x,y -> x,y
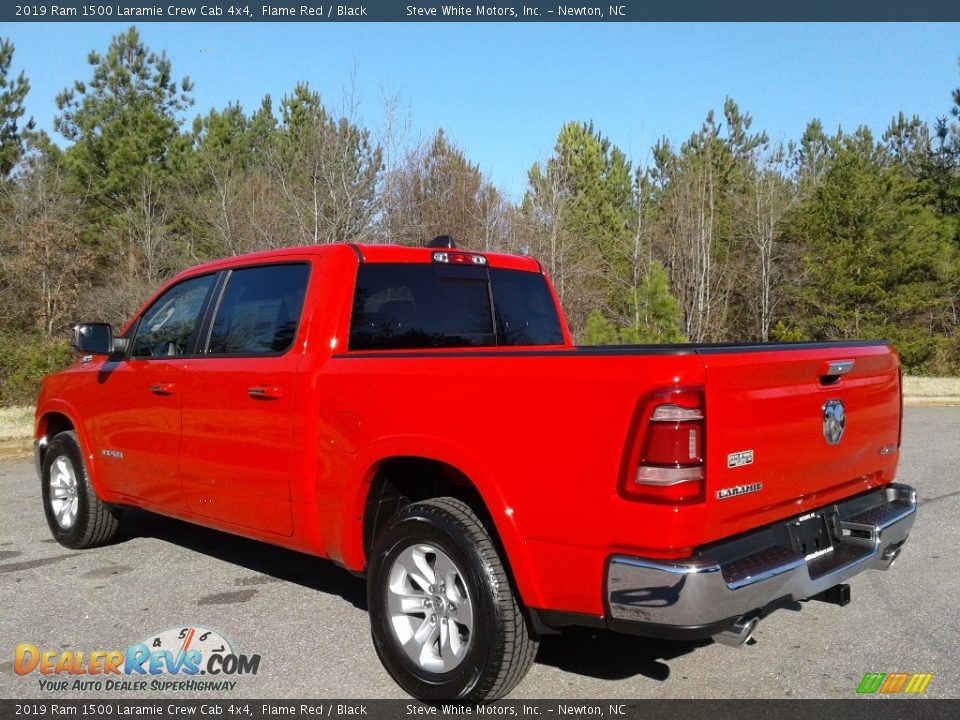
727,450 -> 754,468
101,449 -> 123,459
717,482 -> 763,500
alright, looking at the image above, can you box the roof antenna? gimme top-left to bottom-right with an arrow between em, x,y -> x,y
427,234 -> 457,249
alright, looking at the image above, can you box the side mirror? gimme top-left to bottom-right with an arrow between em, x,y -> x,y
72,323 -> 127,356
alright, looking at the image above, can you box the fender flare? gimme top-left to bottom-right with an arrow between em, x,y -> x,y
35,401 -> 111,501
339,435 -> 546,610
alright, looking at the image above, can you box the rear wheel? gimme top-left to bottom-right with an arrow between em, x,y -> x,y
41,431 -> 120,549
367,497 -> 537,701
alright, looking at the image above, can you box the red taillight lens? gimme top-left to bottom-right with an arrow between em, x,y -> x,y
622,388 -> 705,504
641,421 -> 702,465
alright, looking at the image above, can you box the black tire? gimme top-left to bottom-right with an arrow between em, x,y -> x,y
41,431 -> 120,549
367,497 -> 537,701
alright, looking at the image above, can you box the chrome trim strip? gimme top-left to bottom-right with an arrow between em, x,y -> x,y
726,556 -> 806,590
611,556 -> 722,575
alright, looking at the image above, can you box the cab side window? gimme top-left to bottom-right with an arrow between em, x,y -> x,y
130,274 -> 217,358
206,263 -> 310,356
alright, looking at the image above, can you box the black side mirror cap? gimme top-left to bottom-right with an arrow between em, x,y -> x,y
72,323 -> 119,355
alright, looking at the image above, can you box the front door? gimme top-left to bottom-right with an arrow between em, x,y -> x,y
90,273 -> 219,508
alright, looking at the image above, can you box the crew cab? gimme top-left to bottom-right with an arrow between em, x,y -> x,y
34,241 -> 916,700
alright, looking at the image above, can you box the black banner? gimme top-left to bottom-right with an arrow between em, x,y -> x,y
1,700 -> 959,720
5,1 -> 960,23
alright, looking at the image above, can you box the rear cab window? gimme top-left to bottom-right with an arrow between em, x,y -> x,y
348,263 -> 563,351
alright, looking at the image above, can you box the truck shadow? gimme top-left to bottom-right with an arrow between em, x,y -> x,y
117,508 -> 369,611
535,599 -> 802,681
535,628 -> 709,681
114,508 -> 795,684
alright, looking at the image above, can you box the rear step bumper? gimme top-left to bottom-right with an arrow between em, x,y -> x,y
605,483 -> 916,637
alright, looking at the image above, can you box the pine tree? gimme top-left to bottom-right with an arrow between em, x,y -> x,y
522,122 -> 634,335
788,128 -> 952,369
627,261 -> 686,343
54,26 -> 193,214
583,310 -> 619,345
0,38 -> 33,178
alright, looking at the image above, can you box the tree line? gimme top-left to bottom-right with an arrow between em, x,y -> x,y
1,27 -> 959,404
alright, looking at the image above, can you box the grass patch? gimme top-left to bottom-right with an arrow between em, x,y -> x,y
0,406 -> 33,442
902,376 -> 960,399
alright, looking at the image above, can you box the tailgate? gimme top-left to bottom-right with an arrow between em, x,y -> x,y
700,342 -> 901,542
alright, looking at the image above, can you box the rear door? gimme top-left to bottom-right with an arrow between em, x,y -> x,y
178,262 -> 312,536
700,343 -> 901,541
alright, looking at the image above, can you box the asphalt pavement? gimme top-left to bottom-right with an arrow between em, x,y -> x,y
1,407 -> 957,700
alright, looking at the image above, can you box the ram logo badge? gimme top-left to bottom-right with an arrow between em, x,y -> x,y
717,482 -> 763,500
823,399 -> 846,445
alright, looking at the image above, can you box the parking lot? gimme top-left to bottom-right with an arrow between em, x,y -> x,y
1,407 -> 957,699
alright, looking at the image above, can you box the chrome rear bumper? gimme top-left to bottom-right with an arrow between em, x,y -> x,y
606,483 -> 916,632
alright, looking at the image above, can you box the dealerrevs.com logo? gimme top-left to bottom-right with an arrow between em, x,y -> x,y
14,626 -> 261,692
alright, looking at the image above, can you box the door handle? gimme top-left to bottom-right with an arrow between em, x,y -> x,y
248,385 -> 282,400
149,382 -> 176,395
819,359 -> 854,386
821,359 -> 855,376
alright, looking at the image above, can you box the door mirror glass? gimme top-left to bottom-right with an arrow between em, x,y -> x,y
72,323 -> 114,355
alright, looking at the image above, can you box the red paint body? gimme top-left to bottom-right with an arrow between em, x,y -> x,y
35,244 -> 902,619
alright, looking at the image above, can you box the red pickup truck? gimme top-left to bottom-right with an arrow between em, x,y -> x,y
35,242 -> 916,700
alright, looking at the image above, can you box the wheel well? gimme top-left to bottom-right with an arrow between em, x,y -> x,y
363,457 -> 498,559
38,413 -> 75,468
43,413 -> 74,440
361,457 -> 539,632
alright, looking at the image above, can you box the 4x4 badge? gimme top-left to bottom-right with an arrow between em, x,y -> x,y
823,399 -> 846,445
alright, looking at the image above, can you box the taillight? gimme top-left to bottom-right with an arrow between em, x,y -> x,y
621,388 -> 705,503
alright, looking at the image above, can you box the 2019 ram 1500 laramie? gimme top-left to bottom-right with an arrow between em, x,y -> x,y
35,242 -> 916,700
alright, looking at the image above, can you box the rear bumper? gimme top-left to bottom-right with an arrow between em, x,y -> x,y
605,483 -> 916,636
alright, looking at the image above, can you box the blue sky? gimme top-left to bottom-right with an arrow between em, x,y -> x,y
7,22 -> 960,197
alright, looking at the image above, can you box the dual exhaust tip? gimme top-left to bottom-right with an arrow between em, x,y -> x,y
712,615 -> 760,648
882,545 -> 902,569
713,581 -> 857,647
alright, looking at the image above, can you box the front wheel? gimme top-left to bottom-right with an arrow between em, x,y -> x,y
367,497 -> 537,701
41,430 -> 120,549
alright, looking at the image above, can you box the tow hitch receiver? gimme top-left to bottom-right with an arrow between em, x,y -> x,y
812,583 -> 851,607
